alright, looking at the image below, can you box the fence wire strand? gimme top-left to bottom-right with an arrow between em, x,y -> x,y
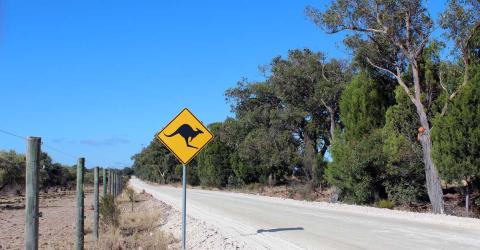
0,128 -> 78,160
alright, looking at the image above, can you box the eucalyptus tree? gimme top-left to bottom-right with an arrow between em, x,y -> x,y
131,139 -> 178,184
268,49 -> 350,183
439,0 -> 480,115
226,80 -> 299,184
270,49 -> 349,144
306,0 -> 449,213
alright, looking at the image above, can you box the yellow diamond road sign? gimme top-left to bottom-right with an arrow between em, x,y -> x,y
156,108 -> 214,165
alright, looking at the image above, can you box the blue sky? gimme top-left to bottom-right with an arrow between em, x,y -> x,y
0,0 -> 447,168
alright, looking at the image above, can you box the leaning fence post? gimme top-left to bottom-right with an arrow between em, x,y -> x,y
25,137 -> 41,250
76,158 -> 85,250
102,168 -> 107,197
93,166 -> 99,240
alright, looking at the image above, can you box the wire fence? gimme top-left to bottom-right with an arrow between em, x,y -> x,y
0,127 -> 78,161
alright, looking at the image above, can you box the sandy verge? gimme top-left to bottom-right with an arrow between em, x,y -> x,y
130,184 -> 252,249
0,190 -> 95,249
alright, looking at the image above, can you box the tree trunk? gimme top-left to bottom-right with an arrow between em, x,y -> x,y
415,101 -> 445,214
303,135 -> 316,182
411,63 -> 445,214
329,111 -> 335,141
322,101 -> 336,141
418,132 -> 444,214
465,183 -> 469,215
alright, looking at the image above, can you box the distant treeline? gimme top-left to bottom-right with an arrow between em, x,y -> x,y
133,0 -> 480,213
0,150 -> 133,193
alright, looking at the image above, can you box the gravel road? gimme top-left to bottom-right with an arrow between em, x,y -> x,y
130,177 -> 480,250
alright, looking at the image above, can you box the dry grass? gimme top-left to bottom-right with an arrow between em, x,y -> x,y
121,210 -> 161,235
94,228 -> 176,250
90,191 -> 178,250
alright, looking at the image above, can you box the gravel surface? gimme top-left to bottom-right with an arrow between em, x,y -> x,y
130,177 -> 480,250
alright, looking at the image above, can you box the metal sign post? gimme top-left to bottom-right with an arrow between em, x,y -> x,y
156,108 -> 214,250
182,164 -> 187,250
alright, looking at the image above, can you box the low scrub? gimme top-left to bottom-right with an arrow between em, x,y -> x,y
125,187 -> 136,212
96,191 -> 178,249
100,194 -> 120,229
288,183 -> 316,201
378,199 -> 395,209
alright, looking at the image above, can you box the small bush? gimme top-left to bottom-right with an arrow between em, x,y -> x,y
245,183 -> 263,192
288,183 -> 315,201
227,175 -> 243,188
100,194 -> 120,229
378,199 -> 395,209
475,197 -> 480,207
125,187 -> 136,212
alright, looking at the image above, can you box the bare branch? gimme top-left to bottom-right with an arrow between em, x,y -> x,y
350,25 -> 386,33
465,21 -> 480,53
414,35 -> 429,58
321,64 -> 331,83
440,21 -> 480,114
366,57 -> 397,79
320,98 -> 333,113
440,102 -> 449,117
438,71 -> 448,93
448,83 -> 465,101
374,2 -> 389,33
365,57 -> 416,103
326,24 -> 387,35
405,11 -> 412,53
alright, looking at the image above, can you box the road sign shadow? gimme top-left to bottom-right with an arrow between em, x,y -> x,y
256,227 -> 304,234
241,227 -> 304,236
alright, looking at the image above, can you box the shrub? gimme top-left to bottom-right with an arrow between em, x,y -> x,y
326,130 -> 387,204
382,86 -> 428,206
288,183 -> 315,201
432,70 -> 480,211
125,187 -> 136,212
100,194 -> 120,229
378,199 -> 395,209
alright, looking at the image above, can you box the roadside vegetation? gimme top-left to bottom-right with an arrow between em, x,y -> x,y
0,150 -> 79,194
0,150 -> 133,196
97,190 -> 178,250
132,0 -> 480,217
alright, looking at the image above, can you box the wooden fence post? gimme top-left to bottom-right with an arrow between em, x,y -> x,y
113,172 -> 117,197
93,166 -> 99,240
106,169 -> 109,194
109,170 -> 113,195
25,137 -> 41,250
119,174 -> 122,194
116,173 -> 119,196
76,158 -> 85,250
102,168 -> 107,197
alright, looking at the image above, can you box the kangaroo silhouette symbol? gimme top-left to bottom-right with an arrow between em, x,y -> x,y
164,124 -> 204,149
